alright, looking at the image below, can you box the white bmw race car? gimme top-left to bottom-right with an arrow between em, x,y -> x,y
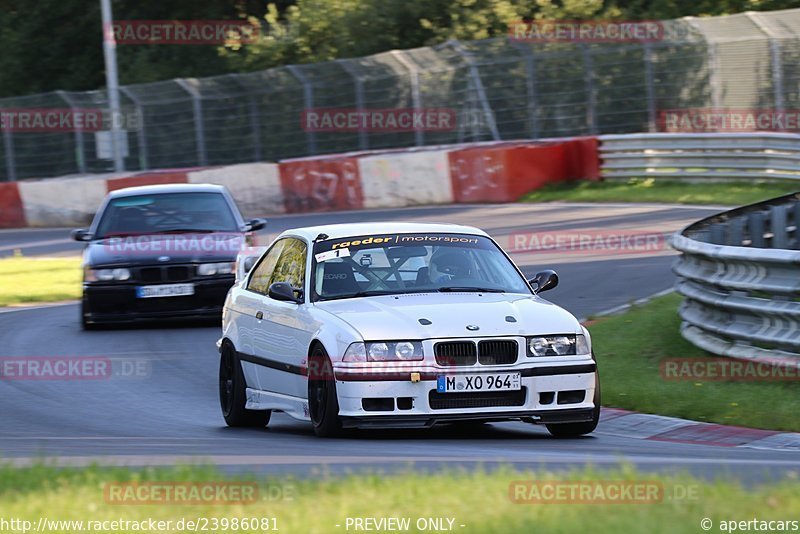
218,222 -> 599,437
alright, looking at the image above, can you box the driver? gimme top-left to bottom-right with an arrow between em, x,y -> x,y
429,249 -> 472,283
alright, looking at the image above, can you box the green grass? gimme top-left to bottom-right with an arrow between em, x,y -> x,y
589,293 -> 800,432
521,178 -> 799,205
1,464 -> 799,533
0,256 -> 81,306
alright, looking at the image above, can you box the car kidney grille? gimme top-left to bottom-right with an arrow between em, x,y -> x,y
478,340 -> 518,365
137,265 -> 193,283
435,339 -> 518,366
428,388 -> 527,410
434,341 -> 477,366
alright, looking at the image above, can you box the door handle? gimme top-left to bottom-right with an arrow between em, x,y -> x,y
255,311 -> 263,320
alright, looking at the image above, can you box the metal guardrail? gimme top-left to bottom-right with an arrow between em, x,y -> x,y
670,193 -> 800,367
600,133 -> 800,180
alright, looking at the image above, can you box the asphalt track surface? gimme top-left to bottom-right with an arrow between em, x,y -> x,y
2,203 -> 799,483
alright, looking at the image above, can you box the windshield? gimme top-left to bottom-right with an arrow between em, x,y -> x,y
312,232 -> 531,301
93,192 -> 239,238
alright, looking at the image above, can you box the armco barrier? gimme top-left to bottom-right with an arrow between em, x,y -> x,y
671,193 -> 800,367
600,132 -> 800,180
448,138 -> 599,203
0,182 -> 26,227
0,137 -> 599,227
278,155 -> 363,213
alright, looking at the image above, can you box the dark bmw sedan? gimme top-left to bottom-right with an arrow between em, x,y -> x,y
71,183 -> 265,329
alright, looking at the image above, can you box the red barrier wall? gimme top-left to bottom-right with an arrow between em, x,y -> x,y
106,172 -> 188,193
0,182 -> 26,228
447,138 -> 599,203
278,157 -> 364,213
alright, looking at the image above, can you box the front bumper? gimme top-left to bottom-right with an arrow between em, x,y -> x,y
334,361 -> 597,429
82,277 -> 234,324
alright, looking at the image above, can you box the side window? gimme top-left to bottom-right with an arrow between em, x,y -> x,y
247,240 -> 286,295
269,238 -> 308,290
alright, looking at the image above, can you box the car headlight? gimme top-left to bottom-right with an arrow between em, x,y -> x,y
197,262 -> 235,276
527,334 -> 589,356
85,267 -> 131,282
342,341 -> 423,362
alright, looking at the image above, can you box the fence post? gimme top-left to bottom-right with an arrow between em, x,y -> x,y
581,44 -> 598,135
56,91 -> 87,174
287,65 -> 317,156
643,43 -> 657,132
337,59 -> 368,151
748,12 -> 785,114
510,41 -> 539,139
450,40 -> 500,140
175,78 -> 208,166
1,111 -> 17,181
227,74 -> 262,162
390,50 -> 424,147
119,86 -> 148,170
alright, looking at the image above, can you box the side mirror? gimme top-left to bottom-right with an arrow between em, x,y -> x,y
242,256 -> 259,275
247,218 -> 267,232
71,229 -> 92,242
268,282 -> 303,304
528,269 -> 558,294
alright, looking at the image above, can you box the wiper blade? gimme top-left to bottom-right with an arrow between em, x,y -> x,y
319,290 -> 397,301
437,286 -> 505,293
150,228 -> 219,234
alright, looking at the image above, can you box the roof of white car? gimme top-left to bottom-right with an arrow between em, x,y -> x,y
282,222 -> 489,241
107,183 -> 227,198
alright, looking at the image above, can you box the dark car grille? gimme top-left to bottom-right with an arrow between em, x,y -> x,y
478,340 -> 518,365
429,388 -> 527,410
136,265 -> 193,283
434,341 -> 477,366
435,339 -> 518,366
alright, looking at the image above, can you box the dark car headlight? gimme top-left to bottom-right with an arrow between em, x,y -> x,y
85,267 -> 131,282
527,334 -> 589,356
197,262 -> 235,276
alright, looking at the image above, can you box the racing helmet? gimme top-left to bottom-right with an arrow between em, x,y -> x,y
429,249 -> 472,282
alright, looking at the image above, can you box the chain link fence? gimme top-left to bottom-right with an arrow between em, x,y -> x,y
1,9 -> 799,181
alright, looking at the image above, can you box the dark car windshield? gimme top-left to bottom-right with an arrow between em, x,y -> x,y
93,192 -> 239,238
312,232 -> 531,301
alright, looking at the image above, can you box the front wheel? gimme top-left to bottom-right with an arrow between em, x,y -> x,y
546,372 -> 600,438
219,343 -> 271,427
308,345 -> 343,438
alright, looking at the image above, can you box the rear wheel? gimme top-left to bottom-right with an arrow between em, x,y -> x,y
546,372 -> 600,438
308,345 -> 343,438
219,343 -> 271,427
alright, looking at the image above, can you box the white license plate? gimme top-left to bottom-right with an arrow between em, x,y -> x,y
136,283 -> 194,298
437,372 -> 521,393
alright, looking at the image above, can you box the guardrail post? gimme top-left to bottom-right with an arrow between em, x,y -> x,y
391,50 -> 424,147
748,211 -> 765,248
770,205 -> 788,249
119,86 -> 148,171
287,65 -> 317,156
175,78 -> 208,166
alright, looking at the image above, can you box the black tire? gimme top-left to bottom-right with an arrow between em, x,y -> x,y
308,345 -> 343,438
219,343 -> 271,427
546,372 -> 600,438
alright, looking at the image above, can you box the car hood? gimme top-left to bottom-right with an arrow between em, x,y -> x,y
314,292 -> 581,340
84,233 -> 244,266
